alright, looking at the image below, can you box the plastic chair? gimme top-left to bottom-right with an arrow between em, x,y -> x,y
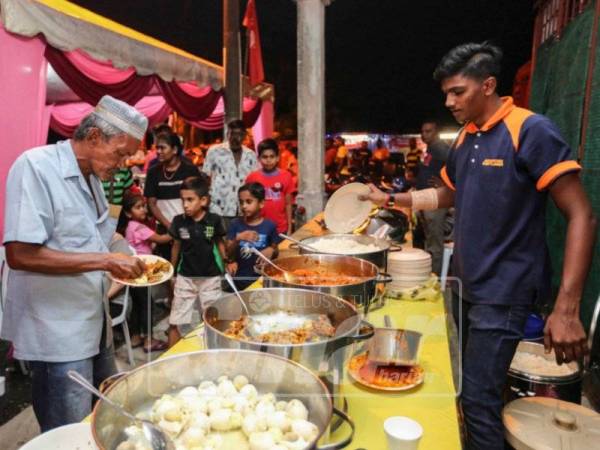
108,242 -> 137,367
111,285 -> 134,366
440,241 -> 454,291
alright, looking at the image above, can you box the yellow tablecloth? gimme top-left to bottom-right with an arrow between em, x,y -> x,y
162,215 -> 462,449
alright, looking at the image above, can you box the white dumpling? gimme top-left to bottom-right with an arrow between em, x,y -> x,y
260,393 -> 277,404
233,374 -> 249,390
290,419 -> 319,442
202,433 -> 223,449
218,379 -> 238,397
178,386 -> 199,398
270,446 -> 288,450
249,431 -> 277,450
240,384 -> 259,401
286,400 -> 309,421
180,426 -> 206,447
210,408 -> 234,431
158,418 -> 183,436
275,401 -> 288,412
198,381 -> 218,398
267,411 -> 291,432
255,399 -> 276,418
217,375 -> 229,384
231,394 -> 250,413
153,396 -> 182,422
242,413 -> 268,436
207,398 -> 223,415
188,411 -> 211,431
181,395 -> 208,414
267,426 -> 284,443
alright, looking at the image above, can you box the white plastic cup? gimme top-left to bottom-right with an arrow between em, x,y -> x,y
384,416 -> 423,450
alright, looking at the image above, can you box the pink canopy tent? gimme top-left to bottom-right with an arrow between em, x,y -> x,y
0,0 -> 274,236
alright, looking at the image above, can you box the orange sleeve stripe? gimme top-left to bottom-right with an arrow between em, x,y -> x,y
440,166 -> 456,191
503,107 -> 534,151
536,160 -> 582,191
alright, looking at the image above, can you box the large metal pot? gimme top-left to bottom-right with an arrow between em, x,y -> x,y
92,350 -> 354,450
293,233 -> 397,271
504,341 -> 582,404
203,288 -> 374,410
259,254 -> 392,313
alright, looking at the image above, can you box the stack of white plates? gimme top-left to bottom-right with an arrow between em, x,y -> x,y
388,248 -> 432,290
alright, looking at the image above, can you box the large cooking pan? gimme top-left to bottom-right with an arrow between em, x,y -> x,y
203,288 -> 374,386
258,254 -> 392,313
292,233 -> 399,270
92,350 -> 354,450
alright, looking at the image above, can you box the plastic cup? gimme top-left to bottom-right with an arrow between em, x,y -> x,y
384,416 -> 423,450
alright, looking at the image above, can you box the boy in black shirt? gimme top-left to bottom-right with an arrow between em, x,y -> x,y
167,176 -> 228,347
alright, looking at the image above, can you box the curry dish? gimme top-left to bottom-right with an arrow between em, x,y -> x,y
123,259 -> 171,285
348,353 -> 424,389
271,268 -> 365,286
224,314 -> 336,344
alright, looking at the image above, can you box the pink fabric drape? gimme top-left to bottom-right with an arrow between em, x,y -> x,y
64,49 -> 135,84
50,96 -> 173,137
187,97 -> 263,130
251,100 -> 274,146
45,45 -> 154,105
0,24 -> 49,238
155,79 -> 222,121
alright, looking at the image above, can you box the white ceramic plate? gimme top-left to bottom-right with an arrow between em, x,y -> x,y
109,254 -> 174,287
347,353 -> 424,392
324,183 -> 373,233
20,423 -> 97,450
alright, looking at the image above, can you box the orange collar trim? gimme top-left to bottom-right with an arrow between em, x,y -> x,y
465,97 -> 515,134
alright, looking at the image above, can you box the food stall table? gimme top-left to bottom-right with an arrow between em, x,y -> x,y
162,215 -> 462,450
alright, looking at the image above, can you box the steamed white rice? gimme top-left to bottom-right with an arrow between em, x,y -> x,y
309,238 -> 380,254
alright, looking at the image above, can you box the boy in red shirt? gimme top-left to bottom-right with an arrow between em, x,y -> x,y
246,138 -> 294,234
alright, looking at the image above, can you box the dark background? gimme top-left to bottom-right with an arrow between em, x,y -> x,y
71,0 -> 534,133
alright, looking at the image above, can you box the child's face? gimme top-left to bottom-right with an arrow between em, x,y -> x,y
259,149 -> 279,172
239,190 -> 263,219
127,200 -> 147,221
181,189 -> 209,218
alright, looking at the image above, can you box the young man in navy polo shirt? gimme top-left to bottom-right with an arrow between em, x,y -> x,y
364,42 -> 596,449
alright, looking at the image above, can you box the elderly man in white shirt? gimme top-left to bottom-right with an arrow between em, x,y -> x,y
2,96 -> 147,432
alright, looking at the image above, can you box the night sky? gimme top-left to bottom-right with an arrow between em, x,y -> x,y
71,0 -> 534,134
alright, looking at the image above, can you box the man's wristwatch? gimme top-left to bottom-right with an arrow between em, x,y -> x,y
385,193 -> 395,208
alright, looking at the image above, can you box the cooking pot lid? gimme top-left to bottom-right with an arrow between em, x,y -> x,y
503,397 -> 600,449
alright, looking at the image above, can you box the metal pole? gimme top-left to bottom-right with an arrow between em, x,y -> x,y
223,0 -> 242,137
297,0 -> 327,221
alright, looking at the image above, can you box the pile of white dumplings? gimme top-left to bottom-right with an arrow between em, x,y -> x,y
116,374 -> 319,450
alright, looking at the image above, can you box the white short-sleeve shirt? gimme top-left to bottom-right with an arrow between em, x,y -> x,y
1,140 -> 114,362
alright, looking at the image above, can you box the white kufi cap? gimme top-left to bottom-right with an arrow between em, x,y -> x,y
92,95 -> 148,140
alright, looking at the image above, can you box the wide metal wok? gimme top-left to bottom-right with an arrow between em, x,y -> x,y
92,350 -> 354,450
258,254 -> 392,313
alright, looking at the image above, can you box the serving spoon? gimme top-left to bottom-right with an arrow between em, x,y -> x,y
67,370 -> 175,450
278,233 -> 320,253
248,247 -> 299,283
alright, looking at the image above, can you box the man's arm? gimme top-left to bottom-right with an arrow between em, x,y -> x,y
5,242 -> 144,279
545,173 -> 597,364
363,184 -> 455,209
147,197 -> 171,229
285,192 -> 293,235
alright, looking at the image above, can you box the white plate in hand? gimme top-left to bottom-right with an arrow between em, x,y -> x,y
20,423 -> 97,450
109,254 -> 174,287
324,182 -> 373,233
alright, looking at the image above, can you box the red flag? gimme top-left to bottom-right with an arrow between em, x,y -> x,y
243,0 -> 264,86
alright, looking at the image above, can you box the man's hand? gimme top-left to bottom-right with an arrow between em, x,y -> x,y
105,253 -> 145,279
359,183 -> 388,207
428,176 -> 445,188
237,230 -> 259,242
226,262 -> 238,275
544,306 -> 589,365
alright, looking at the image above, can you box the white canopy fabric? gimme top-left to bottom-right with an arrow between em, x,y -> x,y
1,0 -> 224,89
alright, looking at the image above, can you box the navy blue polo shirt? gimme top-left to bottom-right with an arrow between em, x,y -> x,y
441,97 -> 581,305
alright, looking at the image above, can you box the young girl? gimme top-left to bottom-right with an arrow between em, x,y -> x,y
117,194 -> 172,352
226,183 -> 280,290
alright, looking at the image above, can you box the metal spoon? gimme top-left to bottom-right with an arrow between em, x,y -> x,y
278,233 -> 320,252
248,247 -> 299,283
67,370 -> 175,450
223,272 -> 251,318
